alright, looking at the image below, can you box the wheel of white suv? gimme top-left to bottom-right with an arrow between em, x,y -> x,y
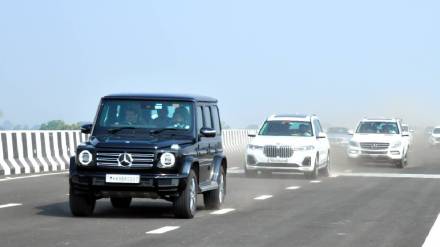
69,188 -> 96,217
203,166 -> 226,210
396,151 -> 408,169
305,155 -> 319,180
110,197 -> 132,209
174,170 -> 197,219
321,152 -> 331,177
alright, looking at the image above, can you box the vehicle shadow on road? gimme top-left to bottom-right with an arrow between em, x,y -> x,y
36,199 -> 207,219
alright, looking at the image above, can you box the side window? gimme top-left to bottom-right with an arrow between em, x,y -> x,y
313,119 -> 323,135
211,105 -> 221,134
197,106 -> 204,133
203,106 -> 212,128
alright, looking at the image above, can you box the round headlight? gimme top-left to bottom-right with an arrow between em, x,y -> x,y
78,150 -> 93,166
159,152 -> 176,168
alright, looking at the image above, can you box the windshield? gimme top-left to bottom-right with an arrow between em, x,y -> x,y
259,121 -> 313,137
327,127 -> 349,134
94,100 -> 194,135
356,121 -> 400,134
433,128 -> 440,134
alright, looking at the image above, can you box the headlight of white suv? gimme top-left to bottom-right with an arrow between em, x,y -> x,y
294,145 -> 315,151
159,152 -> 176,168
391,141 -> 402,148
248,144 -> 263,150
78,150 -> 93,166
349,141 -> 360,147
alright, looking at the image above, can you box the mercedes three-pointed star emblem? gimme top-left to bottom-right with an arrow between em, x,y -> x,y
118,153 -> 133,167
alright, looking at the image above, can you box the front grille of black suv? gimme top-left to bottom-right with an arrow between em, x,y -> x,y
96,151 -> 155,168
263,145 -> 293,158
360,142 -> 390,150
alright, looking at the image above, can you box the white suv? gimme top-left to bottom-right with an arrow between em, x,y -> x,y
245,114 -> 330,179
347,118 -> 410,168
428,126 -> 440,147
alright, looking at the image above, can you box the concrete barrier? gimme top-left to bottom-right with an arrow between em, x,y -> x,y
0,129 -> 253,176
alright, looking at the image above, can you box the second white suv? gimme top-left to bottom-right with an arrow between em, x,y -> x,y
347,118 -> 410,168
429,126 -> 440,147
245,114 -> 330,179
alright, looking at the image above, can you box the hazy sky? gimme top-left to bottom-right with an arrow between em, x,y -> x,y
0,0 -> 439,128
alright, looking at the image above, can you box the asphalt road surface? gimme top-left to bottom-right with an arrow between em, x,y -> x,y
1,135 -> 440,247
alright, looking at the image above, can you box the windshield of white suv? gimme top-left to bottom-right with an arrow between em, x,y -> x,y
433,128 -> 440,134
94,100 -> 194,135
259,121 -> 313,137
356,122 -> 400,134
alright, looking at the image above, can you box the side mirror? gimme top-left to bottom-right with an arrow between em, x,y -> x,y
248,130 -> 257,137
402,132 -> 410,137
81,124 -> 93,134
348,130 -> 354,135
317,132 -> 327,139
200,127 -> 216,138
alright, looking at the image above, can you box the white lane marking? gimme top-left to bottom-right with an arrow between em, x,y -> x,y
422,213 -> 440,247
336,173 -> 440,179
0,171 -> 68,183
210,208 -> 236,215
285,186 -> 301,190
229,167 -> 239,170
254,195 -> 273,200
310,180 -> 321,183
146,226 -> 180,234
344,169 -> 352,173
228,169 -> 244,174
0,203 -> 22,209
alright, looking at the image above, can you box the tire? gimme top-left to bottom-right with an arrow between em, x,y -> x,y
305,155 -> 319,180
174,170 -> 198,219
203,167 -> 226,210
321,152 -> 331,177
396,151 -> 408,169
110,197 -> 132,209
69,188 -> 96,217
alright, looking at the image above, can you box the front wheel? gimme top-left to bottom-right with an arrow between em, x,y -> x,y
203,167 -> 226,210
69,188 -> 96,217
304,155 -> 319,180
174,170 -> 198,219
395,151 -> 408,168
321,153 -> 331,177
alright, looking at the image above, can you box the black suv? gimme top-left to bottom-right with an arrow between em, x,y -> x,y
69,94 -> 227,219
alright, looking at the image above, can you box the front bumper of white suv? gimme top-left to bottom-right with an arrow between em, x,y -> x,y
347,142 -> 404,161
245,145 -> 316,172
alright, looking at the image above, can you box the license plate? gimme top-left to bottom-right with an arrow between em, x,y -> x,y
105,174 -> 140,184
268,158 -> 288,163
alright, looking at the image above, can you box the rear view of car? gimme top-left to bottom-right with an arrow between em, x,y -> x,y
429,126 -> 440,147
327,127 -> 351,148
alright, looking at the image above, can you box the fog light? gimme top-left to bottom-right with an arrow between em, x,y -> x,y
247,155 -> 257,165
302,157 -> 311,166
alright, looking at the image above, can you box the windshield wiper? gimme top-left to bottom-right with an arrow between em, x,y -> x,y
107,126 -> 137,134
150,128 -> 185,134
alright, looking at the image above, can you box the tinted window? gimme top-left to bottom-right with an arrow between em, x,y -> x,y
211,106 -> 221,134
356,122 -> 400,134
197,106 -> 204,133
259,121 -> 313,137
203,106 -> 212,128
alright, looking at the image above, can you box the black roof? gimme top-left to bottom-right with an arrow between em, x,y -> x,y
102,93 -> 217,103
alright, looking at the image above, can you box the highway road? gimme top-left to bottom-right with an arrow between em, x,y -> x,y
1,137 -> 440,247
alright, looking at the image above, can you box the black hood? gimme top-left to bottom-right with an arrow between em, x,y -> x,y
90,135 -> 194,149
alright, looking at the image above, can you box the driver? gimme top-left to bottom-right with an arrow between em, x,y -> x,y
121,107 -> 139,126
299,124 -> 312,137
172,107 -> 191,129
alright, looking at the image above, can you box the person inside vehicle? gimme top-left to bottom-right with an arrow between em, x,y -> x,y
299,124 -> 312,137
172,107 -> 191,129
153,106 -> 171,128
121,107 -> 140,126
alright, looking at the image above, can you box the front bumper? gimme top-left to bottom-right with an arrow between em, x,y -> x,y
70,171 -> 187,198
347,147 -> 403,161
245,148 -> 316,172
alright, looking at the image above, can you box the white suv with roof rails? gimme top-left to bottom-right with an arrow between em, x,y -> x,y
245,114 -> 330,179
429,126 -> 440,147
347,118 -> 410,168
